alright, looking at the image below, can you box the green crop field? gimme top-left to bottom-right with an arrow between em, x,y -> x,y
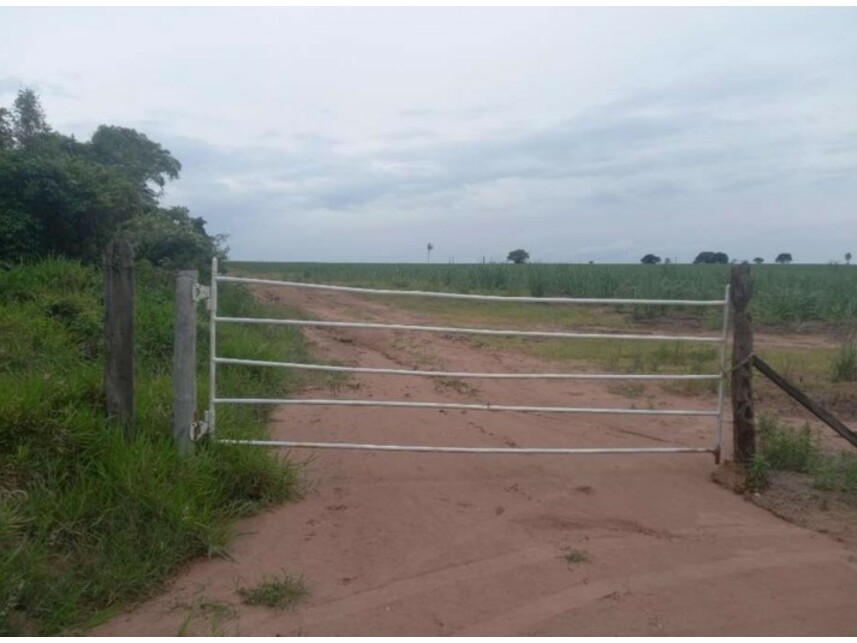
228,262 -> 857,327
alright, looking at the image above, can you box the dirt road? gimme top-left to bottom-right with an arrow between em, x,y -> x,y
95,288 -> 857,636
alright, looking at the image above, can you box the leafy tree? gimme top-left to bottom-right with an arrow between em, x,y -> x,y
753,257 -> 764,264
507,249 -> 529,264
12,88 -> 51,147
846,252 -> 852,265
775,253 -> 793,265
90,125 -> 181,200
0,150 -> 141,262
693,251 -> 729,265
120,206 -> 227,269
640,253 -> 661,264
0,87 -> 220,270
426,242 -> 433,263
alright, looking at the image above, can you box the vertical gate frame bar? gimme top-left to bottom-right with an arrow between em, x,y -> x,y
209,257 -> 218,439
714,284 -> 731,463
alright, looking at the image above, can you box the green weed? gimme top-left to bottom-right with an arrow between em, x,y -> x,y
237,573 -> 309,609
831,338 -> 857,382
757,414 -> 819,473
562,548 -> 589,564
175,594 -> 237,637
755,414 -> 857,494
746,454 -> 771,492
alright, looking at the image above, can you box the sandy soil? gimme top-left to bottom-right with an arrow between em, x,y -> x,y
94,288 -> 857,636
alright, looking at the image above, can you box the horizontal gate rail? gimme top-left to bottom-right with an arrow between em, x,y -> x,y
215,316 -> 722,343
217,275 -> 725,307
216,440 -> 713,455
214,397 -> 718,416
214,357 -> 720,381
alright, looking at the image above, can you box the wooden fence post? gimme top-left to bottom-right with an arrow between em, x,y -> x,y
730,263 -> 756,464
104,239 -> 135,438
173,270 -> 198,456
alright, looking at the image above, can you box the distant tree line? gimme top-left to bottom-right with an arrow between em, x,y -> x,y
503,247 -> 830,266
635,251 -> 833,265
0,88 -> 225,268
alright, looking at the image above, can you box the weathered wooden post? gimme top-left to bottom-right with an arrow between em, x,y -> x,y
104,238 -> 135,438
730,263 -> 755,464
173,270 -> 198,456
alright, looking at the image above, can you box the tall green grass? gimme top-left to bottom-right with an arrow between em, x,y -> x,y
748,414 -> 857,493
0,259 -> 307,635
230,261 -> 857,326
831,337 -> 857,382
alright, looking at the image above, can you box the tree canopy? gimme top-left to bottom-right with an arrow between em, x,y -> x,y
0,108 -> 14,150
0,88 -> 224,268
507,249 -> 529,264
12,88 -> 51,147
693,251 -> 729,265
640,253 -> 661,264
775,253 -> 793,265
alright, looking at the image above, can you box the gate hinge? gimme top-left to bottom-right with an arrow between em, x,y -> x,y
191,411 -> 212,442
191,420 -> 209,442
193,284 -> 211,308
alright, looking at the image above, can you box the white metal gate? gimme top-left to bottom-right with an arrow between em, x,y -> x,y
206,258 -> 731,461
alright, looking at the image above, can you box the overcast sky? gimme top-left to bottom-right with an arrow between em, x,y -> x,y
2,7 -> 856,263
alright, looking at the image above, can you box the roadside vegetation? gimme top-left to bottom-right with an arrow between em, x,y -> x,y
0,89 -> 311,634
0,262 -> 308,635
747,414 -> 857,494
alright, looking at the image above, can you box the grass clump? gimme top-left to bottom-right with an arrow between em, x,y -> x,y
757,414 -> 819,473
754,414 -> 857,494
562,548 -> 589,564
746,454 -> 772,492
237,573 -> 309,609
0,259 -> 308,635
831,337 -> 857,382
175,594 -> 238,637
809,452 -> 857,494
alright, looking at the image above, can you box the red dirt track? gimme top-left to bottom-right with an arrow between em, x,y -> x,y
95,288 -> 857,636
